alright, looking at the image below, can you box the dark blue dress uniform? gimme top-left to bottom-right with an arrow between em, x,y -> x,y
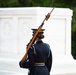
19,41 -> 52,75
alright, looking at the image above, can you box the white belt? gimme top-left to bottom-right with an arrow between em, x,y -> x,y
34,63 -> 45,66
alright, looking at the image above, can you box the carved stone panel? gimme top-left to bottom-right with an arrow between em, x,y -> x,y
0,18 -> 17,53
18,17 -> 32,54
43,18 -> 66,58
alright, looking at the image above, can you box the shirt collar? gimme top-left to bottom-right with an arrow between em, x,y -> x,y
36,40 -> 43,43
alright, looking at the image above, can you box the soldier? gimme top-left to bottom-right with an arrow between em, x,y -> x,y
19,29 -> 52,75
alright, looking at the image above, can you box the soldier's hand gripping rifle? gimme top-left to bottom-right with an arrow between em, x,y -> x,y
21,8 -> 54,61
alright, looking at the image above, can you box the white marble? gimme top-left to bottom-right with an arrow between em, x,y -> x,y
0,7 -> 76,74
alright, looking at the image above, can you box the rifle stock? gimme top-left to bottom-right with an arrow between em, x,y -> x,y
21,8 -> 54,61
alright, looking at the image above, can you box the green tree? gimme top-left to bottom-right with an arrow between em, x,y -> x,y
54,0 -> 76,8
0,0 -> 76,7
0,0 -> 8,7
0,0 -> 19,7
18,0 -> 32,7
7,0 -> 19,7
71,8 -> 76,59
18,0 -> 53,7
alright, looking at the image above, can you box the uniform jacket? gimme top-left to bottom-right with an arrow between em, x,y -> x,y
19,41 -> 52,75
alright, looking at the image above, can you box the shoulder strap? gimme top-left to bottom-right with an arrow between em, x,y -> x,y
32,45 -> 36,55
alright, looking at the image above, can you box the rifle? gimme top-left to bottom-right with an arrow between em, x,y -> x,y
21,8 -> 54,61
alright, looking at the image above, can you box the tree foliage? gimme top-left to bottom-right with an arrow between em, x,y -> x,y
71,8 -> 76,59
0,0 -> 76,7
54,0 -> 76,8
